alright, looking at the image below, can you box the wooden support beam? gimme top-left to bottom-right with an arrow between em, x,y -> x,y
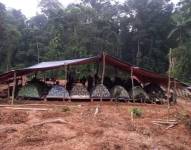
101,52 -> 106,102
64,65 -> 68,102
7,83 -> 10,100
101,52 -> 106,85
167,48 -> 172,120
11,71 -> 17,105
65,65 -> 68,88
131,67 -> 135,103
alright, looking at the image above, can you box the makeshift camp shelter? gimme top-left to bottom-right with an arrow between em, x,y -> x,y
0,52 -> 185,103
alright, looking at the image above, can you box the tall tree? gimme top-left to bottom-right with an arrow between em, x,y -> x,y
120,0 -> 173,72
168,0 -> 191,82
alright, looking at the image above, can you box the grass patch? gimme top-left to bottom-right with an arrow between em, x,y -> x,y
129,108 -> 143,118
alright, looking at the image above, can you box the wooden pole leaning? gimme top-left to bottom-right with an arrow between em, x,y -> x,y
65,65 -> 68,88
11,71 -> 17,105
101,52 -> 105,85
7,83 -> 10,100
101,52 -> 106,102
131,67 -> 135,103
64,65 -> 69,102
167,48 -> 172,120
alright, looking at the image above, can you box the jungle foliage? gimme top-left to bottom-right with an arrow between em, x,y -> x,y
0,0 -> 190,83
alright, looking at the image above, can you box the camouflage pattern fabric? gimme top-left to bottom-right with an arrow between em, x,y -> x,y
111,85 -> 129,99
130,86 -> 149,100
47,85 -> 69,98
91,84 -> 111,98
18,84 -> 41,98
70,83 -> 90,98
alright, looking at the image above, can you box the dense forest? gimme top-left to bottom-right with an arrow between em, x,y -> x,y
0,0 -> 190,83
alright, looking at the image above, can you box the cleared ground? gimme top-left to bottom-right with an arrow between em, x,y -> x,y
0,99 -> 191,150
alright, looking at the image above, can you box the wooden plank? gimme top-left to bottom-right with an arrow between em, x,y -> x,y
65,65 -> 68,88
11,72 -> 16,105
7,83 -> 10,100
101,52 -> 106,84
167,48 -> 172,120
3,107 -> 50,111
131,67 -> 135,103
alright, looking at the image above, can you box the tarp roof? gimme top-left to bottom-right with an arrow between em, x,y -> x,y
0,53 -> 184,87
104,54 -> 170,85
0,56 -> 99,82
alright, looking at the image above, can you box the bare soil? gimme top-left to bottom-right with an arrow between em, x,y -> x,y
0,99 -> 191,150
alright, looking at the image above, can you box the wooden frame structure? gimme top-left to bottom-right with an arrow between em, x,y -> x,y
0,52 -> 186,104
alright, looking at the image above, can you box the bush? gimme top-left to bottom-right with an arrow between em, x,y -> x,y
61,107 -> 70,112
129,108 -> 143,118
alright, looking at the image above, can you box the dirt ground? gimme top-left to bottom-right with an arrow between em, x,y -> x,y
0,99 -> 191,150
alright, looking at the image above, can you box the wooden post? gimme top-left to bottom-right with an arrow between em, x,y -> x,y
173,79 -> 177,104
7,83 -> 10,100
131,67 -> 135,103
65,65 -> 68,88
167,48 -> 172,120
101,52 -> 105,85
101,52 -> 106,102
11,71 -> 17,105
64,65 -> 68,102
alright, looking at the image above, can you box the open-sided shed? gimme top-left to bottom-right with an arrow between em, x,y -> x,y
0,52 -> 185,103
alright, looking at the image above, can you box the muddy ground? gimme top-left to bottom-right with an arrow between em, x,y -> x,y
0,99 -> 191,150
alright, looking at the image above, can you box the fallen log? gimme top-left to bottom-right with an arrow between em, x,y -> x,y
166,123 -> 177,129
154,119 -> 177,122
152,121 -> 177,125
32,118 -> 67,127
152,119 -> 178,129
152,122 -> 163,127
3,107 -> 50,111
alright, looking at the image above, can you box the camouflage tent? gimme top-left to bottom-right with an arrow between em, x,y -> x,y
18,80 -> 49,99
46,85 -> 69,99
129,86 -> 149,101
18,84 -> 41,99
91,84 -> 111,98
111,85 -> 129,99
70,83 -> 90,98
